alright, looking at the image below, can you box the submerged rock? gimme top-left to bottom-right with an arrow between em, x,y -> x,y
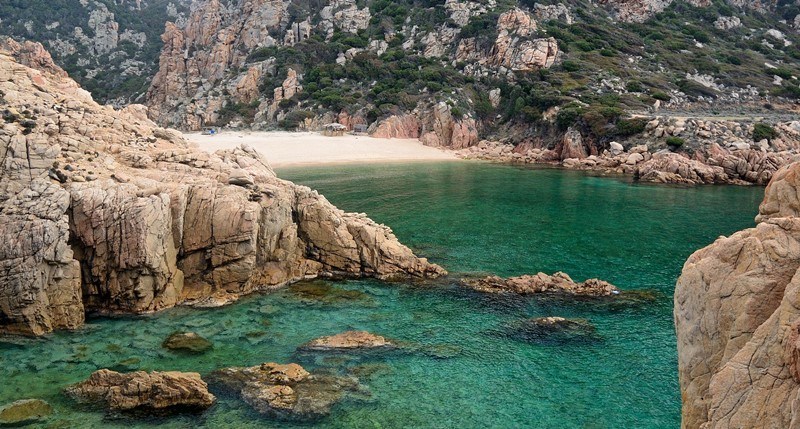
500,317 -> 599,344
65,369 -> 216,411
462,272 -> 619,296
286,282 -> 374,306
210,362 -> 365,421
0,399 -> 53,425
299,331 -> 395,352
162,332 -> 213,353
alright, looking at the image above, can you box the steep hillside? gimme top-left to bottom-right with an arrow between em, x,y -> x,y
145,0 -> 800,149
0,0 -> 190,104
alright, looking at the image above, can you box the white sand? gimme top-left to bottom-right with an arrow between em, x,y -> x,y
184,131 -> 458,167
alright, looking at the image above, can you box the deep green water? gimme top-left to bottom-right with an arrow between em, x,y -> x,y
0,162 -> 764,428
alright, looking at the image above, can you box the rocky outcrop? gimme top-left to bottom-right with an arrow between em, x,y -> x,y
456,9 -> 559,74
459,115 -> 800,186
299,330 -> 395,352
0,43 -> 444,336
210,362 -> 364,420
370,115 -> 421,139
66,369 -> 216,411
462,272 -> 620,296
418,102 -> 479,149
675,161 -> 800,428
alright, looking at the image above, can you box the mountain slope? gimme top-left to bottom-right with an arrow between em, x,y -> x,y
0,0 -> 191,104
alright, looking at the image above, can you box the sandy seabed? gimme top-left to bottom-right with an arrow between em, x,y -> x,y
184,131 -> 458,167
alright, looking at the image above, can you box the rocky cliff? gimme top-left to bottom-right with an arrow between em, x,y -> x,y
0,41 -> 444,337
675,160 -> 800,427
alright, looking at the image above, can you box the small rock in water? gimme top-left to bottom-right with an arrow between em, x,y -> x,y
162,332 -> 213,353
298,331 -> 395,352
0,399 -> 53,425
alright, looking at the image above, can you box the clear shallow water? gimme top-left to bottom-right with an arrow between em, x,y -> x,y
1,162 -> 763,428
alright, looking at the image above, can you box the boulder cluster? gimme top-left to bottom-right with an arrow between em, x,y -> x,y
459,117 -> 800,185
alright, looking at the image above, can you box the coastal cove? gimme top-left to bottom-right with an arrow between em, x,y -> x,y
0,162 -> 763,428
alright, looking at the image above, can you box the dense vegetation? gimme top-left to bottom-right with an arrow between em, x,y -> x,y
236,0 -> 800,136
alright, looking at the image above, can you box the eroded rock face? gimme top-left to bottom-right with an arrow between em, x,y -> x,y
66,369 -> 216,411
675,161 -> 800,428
0,43 -> 444,336
210,362 -> 364,420
462,272 -> 619,296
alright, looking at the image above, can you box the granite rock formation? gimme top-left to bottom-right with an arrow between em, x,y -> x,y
66,369 -> 216,411
675,160 -> 800,428
462,272 -> 620,296
0,42 -> 444,336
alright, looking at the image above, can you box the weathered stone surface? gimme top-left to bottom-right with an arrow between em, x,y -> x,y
299,330 -> 394,351
0,180 -> 83,336
0,399 -> 53,425
210,362 -> 364,420
635,152 -> 729,184
675,160 -> 800,428
66,369 -> 216,411
370,115 -> 421,139
0,42 -> 444,336
462,272 -> 619,296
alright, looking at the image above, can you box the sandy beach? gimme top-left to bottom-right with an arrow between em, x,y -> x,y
184,131 -> 458,167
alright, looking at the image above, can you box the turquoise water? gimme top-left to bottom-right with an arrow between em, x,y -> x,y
0,162 -> 763,428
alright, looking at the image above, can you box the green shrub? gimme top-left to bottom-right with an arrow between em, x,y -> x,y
626,81 -> 643,93
666,137 -> 685,147
450,107 -> 465,119
556,105 -> 582,130
651,91 -> 671,102
561,60 -> 581,72
278,110 -> 315,130
752,123 -> 778,142
771,68 -> 794,80
615,118 -> 648,136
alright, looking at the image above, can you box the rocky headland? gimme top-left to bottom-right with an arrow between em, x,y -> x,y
675,159 -> 800,427
0,40 -> 444,337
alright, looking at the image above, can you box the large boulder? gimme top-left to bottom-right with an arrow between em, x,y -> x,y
675,161 -> 800,428
65,369 -> 216,411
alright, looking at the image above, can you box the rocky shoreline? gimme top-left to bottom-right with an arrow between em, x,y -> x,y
457,122 -> 800,186
0,40 -> 444,337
